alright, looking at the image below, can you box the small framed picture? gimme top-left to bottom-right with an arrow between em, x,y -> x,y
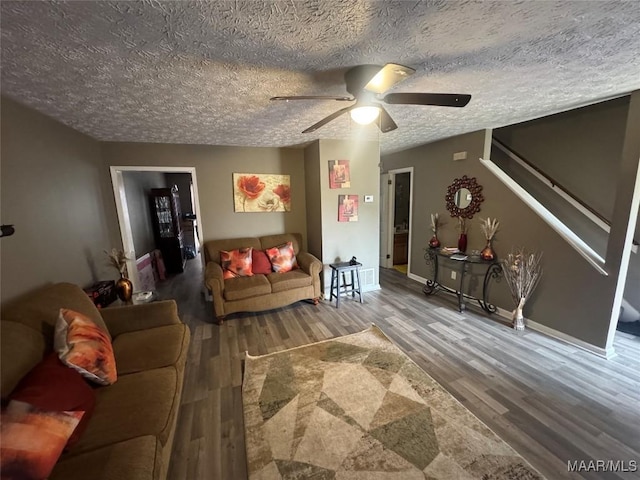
338,194 -> 359,222
329,160 -> 351,189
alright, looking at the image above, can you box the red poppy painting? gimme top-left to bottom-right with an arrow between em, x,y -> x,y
233,173 -> 291,212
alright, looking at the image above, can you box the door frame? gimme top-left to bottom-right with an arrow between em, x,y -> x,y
384,167 -> 414,273
109,165 -> 204,291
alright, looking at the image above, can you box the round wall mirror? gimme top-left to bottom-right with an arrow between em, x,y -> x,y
454,188 -> 472,209
445,176 -> 484,218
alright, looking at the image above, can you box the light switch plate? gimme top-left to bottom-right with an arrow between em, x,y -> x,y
453,151 -> 467,161
364,195 -> 374,203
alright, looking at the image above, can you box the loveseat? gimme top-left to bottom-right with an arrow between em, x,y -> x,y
204,233 -> 322,323
0,282 -> 190,480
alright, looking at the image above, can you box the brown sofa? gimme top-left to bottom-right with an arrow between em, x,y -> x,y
204,233 -> 322,323
0,283 -> 190,480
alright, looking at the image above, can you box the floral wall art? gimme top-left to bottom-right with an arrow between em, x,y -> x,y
233,173 -> 291,212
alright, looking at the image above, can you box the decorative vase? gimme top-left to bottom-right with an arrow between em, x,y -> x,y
115,276 -> 133,303
457,233 -> 468,253
480,239 -> 495,261
513,297 -> 526,330
429,234 -> 441,248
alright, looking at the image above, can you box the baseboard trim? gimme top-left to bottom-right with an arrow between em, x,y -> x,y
493,307 -> 617,359
323,283 -> 381,298
407,272 -> 427,284
405,273 -> 616,359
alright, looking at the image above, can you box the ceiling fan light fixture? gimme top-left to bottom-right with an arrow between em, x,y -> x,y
350,106 -> 380,125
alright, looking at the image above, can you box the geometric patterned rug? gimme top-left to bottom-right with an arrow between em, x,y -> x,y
242,325 -> 545,479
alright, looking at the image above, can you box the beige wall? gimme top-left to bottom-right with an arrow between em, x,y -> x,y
316,139 -> 381,291
1,97 -> 117,302
304,141 -> 323,261
100,143 -> 308,247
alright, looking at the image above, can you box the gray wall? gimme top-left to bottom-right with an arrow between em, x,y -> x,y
382,129 -> 626,349
494,97 -> 630,220
165,172 -> 193,214
122,171 -> 167,258
1,97 -> 117,302
493,96 -> 640,314
101,143 -> 307,246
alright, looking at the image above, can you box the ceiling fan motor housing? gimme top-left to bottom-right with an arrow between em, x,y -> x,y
344,65 -> 385,96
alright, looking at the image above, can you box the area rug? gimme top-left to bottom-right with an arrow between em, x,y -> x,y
242,325 -> 544,479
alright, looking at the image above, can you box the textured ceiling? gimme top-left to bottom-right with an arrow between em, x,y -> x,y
1,1 -> 639,155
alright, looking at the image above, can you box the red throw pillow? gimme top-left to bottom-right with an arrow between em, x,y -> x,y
54,309 -> 117,386
265,242 -> 299,273
1,400 -> 84,480
220,247 -> 254,279
251,249 -> 272,275
10,352 -> 96,448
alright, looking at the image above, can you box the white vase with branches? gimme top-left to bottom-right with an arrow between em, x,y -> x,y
501,248 -> 543,330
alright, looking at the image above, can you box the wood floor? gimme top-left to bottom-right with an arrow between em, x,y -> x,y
161,256 -> 640,480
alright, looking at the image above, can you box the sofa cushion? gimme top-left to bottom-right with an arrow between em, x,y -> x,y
251,249 -> 273,275
1,401 -> 84,480
54,309 -> 117,386
265,242 -> 299,273
267,270 -> 313,293
113,324 -> 189,375
220,247 -> 254,279
0,321 -> 46,399
224,275 -> 272,301
204,237 -> 261,265
70,367 -> 178,454
260,233 -> 302,254
10,352 -> 96,447
52,436 -> 163,480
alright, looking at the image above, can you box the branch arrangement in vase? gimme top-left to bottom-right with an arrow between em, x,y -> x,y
105,248 -> 130,278
501,248 -> 543,330
479,217 -> 499,241
429,213 -> 442,247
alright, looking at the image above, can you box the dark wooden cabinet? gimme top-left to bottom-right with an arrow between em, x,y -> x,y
150,186 -> 186,274
393,232 -> 408,265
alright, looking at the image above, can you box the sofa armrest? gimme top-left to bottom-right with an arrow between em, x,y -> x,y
204,262 -> 226,318
205,262 -> 224,295
297,251 -> 322,276
100,300 -> 181,338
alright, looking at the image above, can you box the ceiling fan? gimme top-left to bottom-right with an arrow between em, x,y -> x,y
271,63 -> 471,134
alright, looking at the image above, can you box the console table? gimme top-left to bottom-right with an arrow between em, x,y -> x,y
423,248 -> 502,313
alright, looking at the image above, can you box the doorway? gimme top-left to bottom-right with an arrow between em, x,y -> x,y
381,167 -> 414,275
109,166 -> 204,291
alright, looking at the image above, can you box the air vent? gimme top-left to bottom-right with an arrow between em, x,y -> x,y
361,268 -> 375,287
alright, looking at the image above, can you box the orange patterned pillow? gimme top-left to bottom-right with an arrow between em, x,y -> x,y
1,400 -> 84,480
54,308 -> 117,386
265,242 -> 299,273
220,247 -> 254,279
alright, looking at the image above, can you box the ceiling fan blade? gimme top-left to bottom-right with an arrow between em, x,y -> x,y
383,92 -> 471,107
302,106 -> 354,133
378,106 -> 397,133
364,63 -> 415,94
271,95 -> 354,102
